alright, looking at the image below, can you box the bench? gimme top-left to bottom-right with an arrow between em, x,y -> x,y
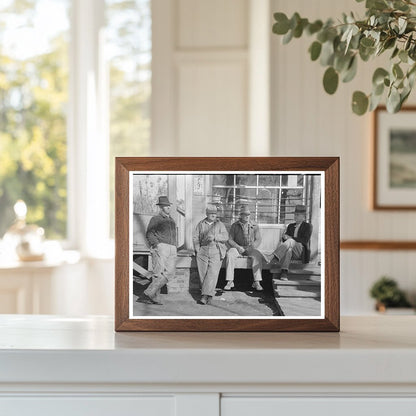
133,250 -> 308,273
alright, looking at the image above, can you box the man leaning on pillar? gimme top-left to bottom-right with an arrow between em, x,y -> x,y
143,196 -> 177,305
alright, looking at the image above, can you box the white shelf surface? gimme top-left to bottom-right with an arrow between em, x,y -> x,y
0,315 -> 415,388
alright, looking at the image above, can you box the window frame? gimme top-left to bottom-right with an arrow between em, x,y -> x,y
66,0 -> 112,257
211,173 -> 310,226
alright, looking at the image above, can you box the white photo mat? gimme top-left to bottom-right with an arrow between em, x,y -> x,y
128,170 -> 325,320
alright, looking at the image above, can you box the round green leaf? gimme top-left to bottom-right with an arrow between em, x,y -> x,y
317,30 -> 328,43
387,88 -> 401,113
352,91 -> 369,115
391,47 -> 399,59
393,63 -> 404,79
334,52 -> 352,73
282,29 -> 293,44
384,37 -> 396,50
360,37 -> 375,48
369,92 -> 383,112
320,40 -> 335,66
323,67 -> 339,95
293,18 -> 308,38
307,20 -> 323,35
359,44 -> 375,62
290,13 -> 301,30
367,0 -> 388,11
393,0 -> 409,11
309,41 -> 322,61
372,68 -> 389,86
342,56 -> 358,83
373,82 -> 385,96
273,13 -> 290,35
399,50 -> 408,63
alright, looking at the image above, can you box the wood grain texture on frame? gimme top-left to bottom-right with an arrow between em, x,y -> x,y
341,241 -> 416,250
373,106 -> 416,210
115,157 -> 340,332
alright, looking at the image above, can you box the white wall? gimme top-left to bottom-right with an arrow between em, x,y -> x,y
152,0 -> 271,156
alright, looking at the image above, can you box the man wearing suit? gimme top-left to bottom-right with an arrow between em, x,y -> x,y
143,196 -> 177,304
270,204 -> 313,281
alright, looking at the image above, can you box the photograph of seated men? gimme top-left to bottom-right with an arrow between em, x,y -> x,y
268,204 -> 313,280
143,196 -> 177,305
224,204 -> 264,292
193,206 -> 229,305
131,173 -> 322,318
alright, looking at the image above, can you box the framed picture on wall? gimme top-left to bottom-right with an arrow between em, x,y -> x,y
374,106 -> 416,210
115,157 -> 339,332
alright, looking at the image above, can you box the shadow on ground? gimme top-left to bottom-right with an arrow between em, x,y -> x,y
132,270 -> 282,317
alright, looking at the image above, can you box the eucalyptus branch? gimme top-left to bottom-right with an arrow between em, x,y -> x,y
272,0 -> 416,115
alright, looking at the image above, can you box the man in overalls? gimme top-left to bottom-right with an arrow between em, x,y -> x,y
193,206 -> 228,305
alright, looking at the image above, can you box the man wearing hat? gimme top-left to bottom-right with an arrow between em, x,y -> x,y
224,204 -> 264,291
193,205 -> 228,305
144,196 -> 177,304
270,204 -> 313,281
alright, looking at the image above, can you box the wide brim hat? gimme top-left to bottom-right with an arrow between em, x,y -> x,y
206,205 -> 218,215
156,196 -> 172,206
239,204 -> 251,215
295,204 -> 307,213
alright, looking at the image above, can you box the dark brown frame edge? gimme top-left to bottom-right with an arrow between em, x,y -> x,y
341,241 -> 416,250
115,157 -> 340,332
373,106 -> 416,210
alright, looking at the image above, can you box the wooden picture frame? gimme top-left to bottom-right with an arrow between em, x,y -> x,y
373,106 -> 416,210
115,157 -> 339,331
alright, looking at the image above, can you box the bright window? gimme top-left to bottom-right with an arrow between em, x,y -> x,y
0,0 -> 70,239
0,0 -> 152,251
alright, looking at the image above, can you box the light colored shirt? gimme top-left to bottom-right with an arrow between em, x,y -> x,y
294,222 -> 302,238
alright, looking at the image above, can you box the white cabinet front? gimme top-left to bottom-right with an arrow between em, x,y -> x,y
1,396 -> 175,416
222,397 -> 416,416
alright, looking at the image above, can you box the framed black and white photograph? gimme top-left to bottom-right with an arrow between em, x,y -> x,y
115,157 -> 339,331
374,106 -> 416,210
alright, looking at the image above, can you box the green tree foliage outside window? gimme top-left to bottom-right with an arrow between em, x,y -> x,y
0,0 -> 152,240
0,0 -> 69,238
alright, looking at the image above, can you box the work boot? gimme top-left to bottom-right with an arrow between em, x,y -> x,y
144,276 -> 168,304
280,270 -> 289,281
224,281 -> 234,291
143,291 -> 163,305
252,281 -> 263,291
